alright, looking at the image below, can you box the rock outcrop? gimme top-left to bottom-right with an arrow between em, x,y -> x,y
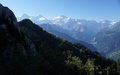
0,4 -> 36,57
0,4 -> 21,38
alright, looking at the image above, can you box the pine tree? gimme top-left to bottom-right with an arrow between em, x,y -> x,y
84,59 -> 95,75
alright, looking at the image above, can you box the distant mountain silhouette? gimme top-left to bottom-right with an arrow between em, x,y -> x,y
17,14 -> 117,43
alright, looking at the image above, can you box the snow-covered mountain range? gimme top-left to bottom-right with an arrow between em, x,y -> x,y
17,14 -> 118,43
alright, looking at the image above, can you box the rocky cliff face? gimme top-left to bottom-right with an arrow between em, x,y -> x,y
0,4 -> 36,57
0,4 -> 21,38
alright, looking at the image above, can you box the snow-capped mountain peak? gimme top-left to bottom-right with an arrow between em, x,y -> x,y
52,15 -> 71,25
17,14 -> 30,21
17,14 -> 119,43
54,15 -> 68,19
17,14 -> 118,32
17,14 -> 50,24
100,20 -> 111,24
18,14 -> 30,18
38,17 -> 46,20
110,22 -> 116,25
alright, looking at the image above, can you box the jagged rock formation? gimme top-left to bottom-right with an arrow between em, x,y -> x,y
0,4 -> 36,57
0,4 -> 21,39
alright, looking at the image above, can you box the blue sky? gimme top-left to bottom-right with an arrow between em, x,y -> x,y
0,0 -> 120,22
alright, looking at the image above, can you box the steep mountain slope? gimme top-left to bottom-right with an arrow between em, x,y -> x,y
39,23 -> 97,51
19,19 -> 116,67
0,4 -> 119,75
0,4 -> 36,57
93,21 -> 120,60
0,4 -> 37,75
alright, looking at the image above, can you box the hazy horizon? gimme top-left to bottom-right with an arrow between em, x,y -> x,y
1,0 -> 120,22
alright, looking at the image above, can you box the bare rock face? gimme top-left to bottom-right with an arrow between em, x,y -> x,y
0,4 -> 17,25
0,4 -> 36,57
0,4 -> 21,39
